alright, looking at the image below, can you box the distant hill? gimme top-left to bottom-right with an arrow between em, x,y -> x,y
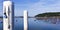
0,16 -> 23,18
0,16 -> 34,18
14,16 -> 23,18
35,12 -> 60,17
14,16 -> 34,18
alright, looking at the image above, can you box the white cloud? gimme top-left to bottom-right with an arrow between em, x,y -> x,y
26,0 -> 60,16
1,0 -> 60,16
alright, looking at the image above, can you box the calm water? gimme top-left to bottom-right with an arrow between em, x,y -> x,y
0,18 -> 60,30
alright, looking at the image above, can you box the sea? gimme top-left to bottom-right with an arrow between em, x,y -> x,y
0,18 -> 60,30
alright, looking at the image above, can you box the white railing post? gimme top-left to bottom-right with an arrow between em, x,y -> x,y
3,1 -> 14,30
24,10 -> 28,30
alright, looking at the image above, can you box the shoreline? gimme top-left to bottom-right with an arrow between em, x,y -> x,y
35,16 -> 60,20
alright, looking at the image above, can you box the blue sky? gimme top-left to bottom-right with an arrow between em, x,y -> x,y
0,0 -> 60,16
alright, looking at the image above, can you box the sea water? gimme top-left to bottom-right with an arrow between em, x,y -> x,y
0,18 -> 60,30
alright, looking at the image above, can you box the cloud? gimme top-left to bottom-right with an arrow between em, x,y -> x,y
14,0 -> 60,16
26,0 -> 60,16
1,0 -> 60,16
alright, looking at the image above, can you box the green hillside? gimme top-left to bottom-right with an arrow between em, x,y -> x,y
35,12 -> 60,17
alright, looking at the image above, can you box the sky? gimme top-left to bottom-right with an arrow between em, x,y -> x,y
0,0 -> 60,16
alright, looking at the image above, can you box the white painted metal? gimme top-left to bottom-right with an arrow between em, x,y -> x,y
3,1 -> 13,30
24,10 -> 28,30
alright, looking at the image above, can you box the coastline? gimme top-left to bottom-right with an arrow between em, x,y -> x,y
35,16 -> 60,20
